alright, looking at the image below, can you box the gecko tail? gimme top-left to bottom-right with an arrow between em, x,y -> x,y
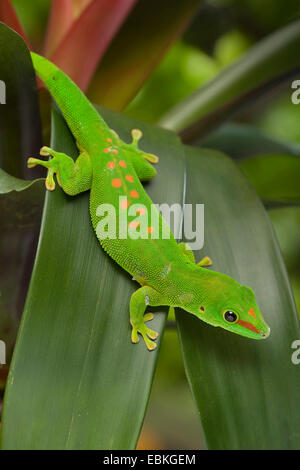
30,52 -> 104,144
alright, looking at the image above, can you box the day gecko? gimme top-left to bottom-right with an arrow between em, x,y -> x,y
27,53 -> 270,350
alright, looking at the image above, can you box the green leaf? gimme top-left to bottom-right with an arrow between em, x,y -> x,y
201,124 -> 300,207
159,19 -> 300,137
201,123 -> 300,160
1,106 -> 185,449
238,154 -> 300,206
0,22 -> 42,178
0,169 -> 44,367
179,67 -> 300,142
0,169 -> 44,225
87,0 -> 201,110
176,146 -> 300,449
0,23 -> 43,368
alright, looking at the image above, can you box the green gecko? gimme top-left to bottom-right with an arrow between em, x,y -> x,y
27,52 -> 270,350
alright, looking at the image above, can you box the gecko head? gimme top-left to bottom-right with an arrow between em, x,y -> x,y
217,284 -> 270,340
192,274 -> 270,340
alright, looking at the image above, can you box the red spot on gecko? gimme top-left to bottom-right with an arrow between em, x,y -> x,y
112,178 -> 122,188
107,138 -> 112,143
248,307 -> 256,318
137,207 -> 146,215
128,221 -> 140,229
107,161 -> 115,169
147,227 -> 154,234
119,160 -> 127,168
112,149 -> 119,154
130,190 -> 139,198
126,174 -> 134,183
237,319 -> 260,334
103,148 -> 110,153
120,199 -> 130,209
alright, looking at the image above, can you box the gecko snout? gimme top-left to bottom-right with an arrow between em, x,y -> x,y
261,327 -> 270,339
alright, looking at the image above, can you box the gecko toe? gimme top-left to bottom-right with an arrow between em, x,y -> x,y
145,327 -> 159,340
144,336 -> 157,351
130,320 -> 158,350
131,328 -> 139,344
143,312 -> 154,322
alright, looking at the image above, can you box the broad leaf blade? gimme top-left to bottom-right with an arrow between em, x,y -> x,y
239,154 -> 300,206
159,19 -> 300,137
0,170 -> 44,367
0,22 -> 42,178
0,169 -> 44,226
87,0 -> 201,111
201,123 -> 300,160
0,23 -> 43,369
1,107 -> 185,449
179,67 -> 300,142
177,146 -> 300,449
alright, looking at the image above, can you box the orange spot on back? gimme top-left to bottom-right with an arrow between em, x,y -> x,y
112,178 -> 122,188
237,319 -> 260,334
107,138 -> 112,143
103,148 -> 110,153
130,190 -> 139,198
147,227 -> 154,234
126,174 -> 134,183
107,161 -> 115,169
129,221 -> 140,229
112,149 -> 119,154
248,307 -> 256,318
120,199 -> 129,209
137,207 -> 146,215
119,160 -> 127,168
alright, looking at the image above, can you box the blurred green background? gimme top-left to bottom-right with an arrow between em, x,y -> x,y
8,0 -> 300,449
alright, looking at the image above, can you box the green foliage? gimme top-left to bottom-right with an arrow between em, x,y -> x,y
239,154 -> 300,205
177,146 -> 300,449
1,3 -> 300,451
201,123 -> 300,160
126,41 -> 219,123
214,30 -> 253,67
160,19 -> 300,138
1,107 -> 183,449
258,93 -> 300,143
87,0 -> 201,110
0,23 -> 43,369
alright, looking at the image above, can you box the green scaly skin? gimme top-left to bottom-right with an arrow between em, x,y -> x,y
27,52 -> 270,350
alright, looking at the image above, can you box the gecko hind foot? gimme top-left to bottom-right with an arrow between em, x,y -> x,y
198,256 -> 213,267
131,313 -> 159,351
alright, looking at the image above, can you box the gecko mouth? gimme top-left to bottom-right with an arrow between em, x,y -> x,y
261,327 -> 270,339
237,319 -> 270,339
237,319 -> 260,334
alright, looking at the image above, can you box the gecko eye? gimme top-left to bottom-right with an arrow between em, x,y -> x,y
224,311 -> 238,323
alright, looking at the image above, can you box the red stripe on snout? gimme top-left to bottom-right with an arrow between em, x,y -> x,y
237,319 -> 260,334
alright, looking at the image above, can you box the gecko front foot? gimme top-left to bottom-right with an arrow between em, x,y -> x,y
27,146 -> 92,195
27,146 -> 66,190
131,313 -> 159,351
